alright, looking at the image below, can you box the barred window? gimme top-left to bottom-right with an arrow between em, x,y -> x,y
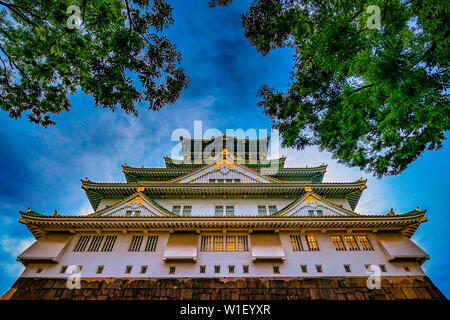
141,265 -> 148,274
315,265 -> 323,273
144,235 -> 159,252
306,235 -> 320,251
273,266 -> 280,274
243,265 -> 249,273
172,206 -> 181,215
125,265 -> 133,274
182,206 -> 192,216
169,266 -> 176,274
129,235 -> 144,252
331,235 -> 346,251
344,235 -> 360,251
225,205 -> 234,216
214,265 -> 221,273
215,206 -> 224,216
200,235 -> 248,252
290,235 -> 303,251
258,205 -> 267,215
74,235 -> 91,252
130,235 -> 158,252
200,265 -> 206,273
356,235 -> 373,251
301,265 -> 308,273
101,235 -> 117,252
96,265 -> 104,274
344,264 -> 351,273
268,205 -> 277,214
228,265 -> 235,273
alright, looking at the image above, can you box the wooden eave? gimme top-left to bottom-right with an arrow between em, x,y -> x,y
19,210 -> 427,240
81,180 -> 367,211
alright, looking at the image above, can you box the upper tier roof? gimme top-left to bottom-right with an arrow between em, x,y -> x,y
122,164 -> 327,183
179,135 -> 270,162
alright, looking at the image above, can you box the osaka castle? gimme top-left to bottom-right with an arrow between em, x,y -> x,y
3,135 -> 445,300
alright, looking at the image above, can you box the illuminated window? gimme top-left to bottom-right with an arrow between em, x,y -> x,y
331,235 -> 346,251
226,235 -> 236,251
301,265 -> 308,273
213,235 -> 223,251
344,235 -> 360,251
201,235 -> 248,252
290,235 -> 303,251
306,235 -> 320,251
356,235 -> 373,251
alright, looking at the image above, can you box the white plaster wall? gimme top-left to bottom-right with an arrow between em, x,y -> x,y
19,232 -> 425,279
156,198 -> 295,216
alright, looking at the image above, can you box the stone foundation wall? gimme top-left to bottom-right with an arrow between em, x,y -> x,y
3,276 -> 446,300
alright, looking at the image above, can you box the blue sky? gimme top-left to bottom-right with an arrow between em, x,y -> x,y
0,0 -> 448,297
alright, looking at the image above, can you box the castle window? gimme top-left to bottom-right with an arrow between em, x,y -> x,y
404,266 -> 410,272
331,235 -> 346,251
182,206 -> 192,215
96,266 -> 104,274
290,234 -> 303,251
172,206 -> 181,215
234,179 -> 241,183
268,205 -> 277,214
87,235 -> 105,252
316,210 -> 323,216
126,210 -> 133,216
169,266 -> 176,274
214,265 -> 221,273
258,205 -> 267,215
144,235 -> 159,252
226,205 -> 235,216
200,234 -> 248,252
60,265 -> 68,274
141,265 -> 147,274
356,235 -> 373,251
306,235 -> 320,251
315,265 -> 323,273
129,235 -> 144,252
215,206 -> 224,215
380,265 -> 387,273
125,265 -> 133,274
273,266 -> 280,274
226,179 -> 233,183
134,210 -> 141,216
344,264 -> 351,273
243,265 -> 249,274
200,265 -> 206,273
228,265 -> 235,273
308,210 -> 314,216
36,268 -> 43,274
343,235 -> 360,251
101,235 -> 117,252
73,235 -> 92,252
301,265 -> 308,273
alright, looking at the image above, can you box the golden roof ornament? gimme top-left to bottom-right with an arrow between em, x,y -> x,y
388,208 -> 395,216
305,185 -> 312,192
137,186 -> 145,192
416,206 -> 419,212
27,207 -> 31,213
53,210 -> 60,217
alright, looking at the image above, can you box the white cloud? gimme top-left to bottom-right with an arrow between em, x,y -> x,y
280,146 -> 397,215
0,235 -> 35,258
